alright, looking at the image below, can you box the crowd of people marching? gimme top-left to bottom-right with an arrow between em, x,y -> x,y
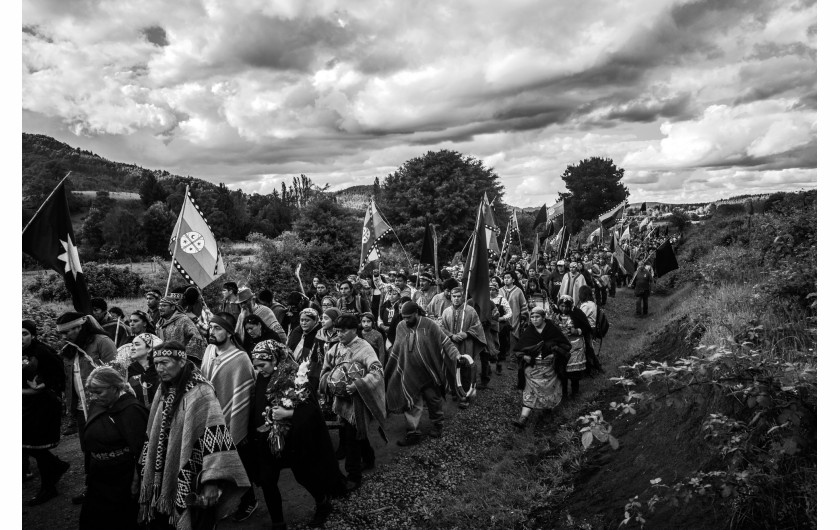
22,233 -> 680,529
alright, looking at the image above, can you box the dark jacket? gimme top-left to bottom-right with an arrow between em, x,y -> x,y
127,361 -> 159,409
633,268 -> 654,295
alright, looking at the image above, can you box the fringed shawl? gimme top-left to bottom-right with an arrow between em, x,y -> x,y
200,345 -> 255,446
383,317 -> 463,414
139,374 -> 249,529
319,337 -> 388,442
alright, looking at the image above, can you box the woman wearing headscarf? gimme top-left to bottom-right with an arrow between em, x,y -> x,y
249,340 -> 346,528
23,320 -> 69,506
287,308 -> 322,367
242,314 -> 284,354
80,366 -> 149,529
511,308 -> 571,429
126,333 -> 162,409
555,294 -> 593,399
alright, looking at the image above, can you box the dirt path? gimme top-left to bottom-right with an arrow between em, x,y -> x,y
23,284 -> 688,529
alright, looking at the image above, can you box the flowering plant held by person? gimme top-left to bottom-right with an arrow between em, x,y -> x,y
255,340 -> 311,456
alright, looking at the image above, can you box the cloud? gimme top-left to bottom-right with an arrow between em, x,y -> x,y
21,0 -> 818,207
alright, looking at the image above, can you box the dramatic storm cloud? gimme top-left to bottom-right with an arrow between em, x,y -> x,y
22,0 -> 817,205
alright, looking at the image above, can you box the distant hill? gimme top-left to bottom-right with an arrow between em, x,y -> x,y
331,185 -> 374,211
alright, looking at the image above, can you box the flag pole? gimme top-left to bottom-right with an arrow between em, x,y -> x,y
22,171 -> 73,235
165,185 -> 189,296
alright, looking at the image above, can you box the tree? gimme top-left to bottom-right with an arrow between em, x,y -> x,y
141,201 -> 177,256
379,150 -> 506,260
372,176 -> 381,199
293,198 -> 362,279
138,171 -> 167,207
560,157 -> 629,234
102,207 -> 147,257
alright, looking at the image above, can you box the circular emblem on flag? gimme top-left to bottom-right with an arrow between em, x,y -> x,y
180,231 -> 205,254
361,227 -> 370,244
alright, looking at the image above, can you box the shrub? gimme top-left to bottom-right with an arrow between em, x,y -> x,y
26,263 -> 146,302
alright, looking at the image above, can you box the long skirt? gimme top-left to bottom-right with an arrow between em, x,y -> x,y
566,337 -> 587,378
522,355 -> 563,410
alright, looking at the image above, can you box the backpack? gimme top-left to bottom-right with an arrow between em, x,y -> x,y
593,306 -> 610,340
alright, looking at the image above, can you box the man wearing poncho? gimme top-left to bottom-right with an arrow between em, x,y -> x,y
199,313 -> 257,522
319,314 -> 387,492
139,341 -> 249,529
384,302 -> 471,446
440,287 -> 486,407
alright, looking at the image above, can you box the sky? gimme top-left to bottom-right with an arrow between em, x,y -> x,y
21,0 -> 818,207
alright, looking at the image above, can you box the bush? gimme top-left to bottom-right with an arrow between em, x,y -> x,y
26,263 -> 146,302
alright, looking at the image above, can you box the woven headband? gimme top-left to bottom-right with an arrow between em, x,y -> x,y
153,348 -> 187,360
56,317 -> 86,332
300,308 -> 319,320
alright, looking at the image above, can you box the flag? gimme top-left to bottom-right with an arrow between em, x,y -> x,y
547,199 -> 565,225
640,202 -> 647,213
360,198 -> 393,268
599,200 -> 626,230
419,223 -> 438,275
664,226 -> 670,236
169,187 -> 226,289
481,193 -> 501,256
533,204 -> 547,231
588,226 -> 601,243
497,226 -> 511,274
613,234 -> 636,276
22,179 -> 91,313
639,217 -> 650,230
620,225 -> 631,242
528,232 -> 540,270
654,240 -> 679,277
509,209 -> 521,235
464,206 -> 492,323
547,225 -> 565,253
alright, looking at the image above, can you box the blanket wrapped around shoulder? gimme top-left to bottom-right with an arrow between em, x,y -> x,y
383,317 -> 463,413
515,321 -> 572,382
139,366 -> 250,529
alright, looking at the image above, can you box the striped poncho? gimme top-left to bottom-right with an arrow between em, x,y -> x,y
200,345 -> 255,445
383,317 -> 463,413
139,366 -> 249,528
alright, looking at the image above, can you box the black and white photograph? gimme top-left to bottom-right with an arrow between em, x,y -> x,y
18,0 -> 824,528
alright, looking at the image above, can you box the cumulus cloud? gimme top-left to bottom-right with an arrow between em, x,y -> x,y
22,0 -> 817,207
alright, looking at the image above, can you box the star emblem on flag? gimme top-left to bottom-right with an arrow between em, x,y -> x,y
58,235 -> 83,278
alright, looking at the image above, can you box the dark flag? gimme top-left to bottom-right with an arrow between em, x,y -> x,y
598,200 -> 626,231
533,204 -> 547,231
22,179 -> 92,313
419,223 -> 438,275
654,240 -> 679,278
640,202 -> 647,213
464,210 -> 492,324
529,231 -> 540,271
613,234 -> 636,276
664,226 -> 670,236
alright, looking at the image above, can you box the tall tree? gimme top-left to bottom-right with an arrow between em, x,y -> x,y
141,201 -> 177,256
560,157 -> 629,234
379,150 -> 505,260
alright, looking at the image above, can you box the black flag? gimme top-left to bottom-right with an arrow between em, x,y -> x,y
22,180 -> 92,313
419,223 -> 438,274
533,204 -> 547,231
654,240 -> 679,278
640,202 -> 647,213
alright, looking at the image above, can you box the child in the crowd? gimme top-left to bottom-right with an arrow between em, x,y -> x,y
359,312 -> 386,364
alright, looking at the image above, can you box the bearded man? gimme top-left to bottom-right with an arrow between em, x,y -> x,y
139,341 -> 249,529
440,287 -> 487,405
426,277 -> 459,324
411,272 -> 439,311
156,295 -> 207,366
384,302 -> 472,446
200,313 -> 257,522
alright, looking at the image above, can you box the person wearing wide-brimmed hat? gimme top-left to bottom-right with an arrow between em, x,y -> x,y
234,287 -> 285,343
155,293 -> 207,367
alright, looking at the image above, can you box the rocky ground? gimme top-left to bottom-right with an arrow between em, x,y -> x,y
23,284 -> 680,529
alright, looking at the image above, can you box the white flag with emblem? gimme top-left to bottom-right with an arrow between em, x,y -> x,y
168,186 -> 226,288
